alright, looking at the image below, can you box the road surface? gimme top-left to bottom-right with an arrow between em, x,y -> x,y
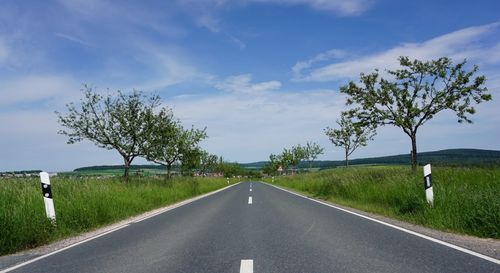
3,182 -> 499,273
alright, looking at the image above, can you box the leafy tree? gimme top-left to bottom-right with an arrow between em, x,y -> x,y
143,111 -> 207,178
341,57 -> 491,170
324,114 -> 375,167
198,151 -> 219,175
56,86 -> 160,181
180,148 -> 203,175
282,145 -> 306,173
262,153 -> 282,175
303,141 -> 324,169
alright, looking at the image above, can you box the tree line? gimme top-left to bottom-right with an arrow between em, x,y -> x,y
268,56 -> 491,171
57,86 -> 226,180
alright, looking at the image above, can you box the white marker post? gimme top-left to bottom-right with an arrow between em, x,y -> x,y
40,172 -> 56,223
423,164 -> 434,205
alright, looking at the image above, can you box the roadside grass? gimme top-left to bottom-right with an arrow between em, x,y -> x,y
0,176 -> 233,256
265,166 -> 500,239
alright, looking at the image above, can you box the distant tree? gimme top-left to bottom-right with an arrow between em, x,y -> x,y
262,153 -> 282,175
56,86 -> 160,181
324,113 -> 375,167
303,141 -> 324,169
180,148 -> 203,175
198,151 -> 219,175
282,145 -> 306,173
143,111 -> 207,178
341,56 -> 491,170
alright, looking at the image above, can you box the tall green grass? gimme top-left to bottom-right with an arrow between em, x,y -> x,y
0,176 -> 232,256
266,166 -> 500,239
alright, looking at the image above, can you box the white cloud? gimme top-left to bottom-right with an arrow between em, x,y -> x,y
215,74 -> 281,94
292,49 -> 346,80
298,22 -> 500,82
177,0 -> 372,16
55,32 -> 94,47
247,0 -> 372,15
171,88 -> 345,162
0,75 -> 78,106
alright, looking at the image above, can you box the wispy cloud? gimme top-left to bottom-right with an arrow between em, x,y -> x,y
292,49 -> 347,81
297,22 -> 500,82
215,74 -> 281,94
171,88 -> 345,161
177,0 -> 372,16
0,75 -> 78,107
247,0 -> 372,15
54,32 -> 94,47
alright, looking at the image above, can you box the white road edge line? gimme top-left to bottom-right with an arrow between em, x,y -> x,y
263,182 -> 500,265
248,196 -> 253,204
0,224 -> 129,273
0,182 -> 242,273
240,259 -> 253,273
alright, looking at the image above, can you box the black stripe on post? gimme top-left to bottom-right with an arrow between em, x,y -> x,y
41,183 -> 53,199
424,174 -> 432,190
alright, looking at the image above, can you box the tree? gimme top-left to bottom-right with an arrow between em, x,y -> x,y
56,86 -> 160,181
341,57 -> 491,170
303,141 -> 324,169
282,145 -> 306,173
262,153 -> 282,175
143,111 -> 207,178
198,151 -> 219,175
324,114 -> 375,167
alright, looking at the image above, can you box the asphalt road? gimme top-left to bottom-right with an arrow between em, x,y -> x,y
4,182 -> 499,273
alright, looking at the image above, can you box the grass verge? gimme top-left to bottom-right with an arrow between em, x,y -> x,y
0,176 -> 233,256
265,166 -> 499,239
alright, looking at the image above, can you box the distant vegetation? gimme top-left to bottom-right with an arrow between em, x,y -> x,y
244,149 -> 500,170
62,148 -> 500,177
266,165 -> 500,239
0,176 -> 234,256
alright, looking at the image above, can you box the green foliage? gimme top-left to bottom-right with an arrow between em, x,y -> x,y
56,86 -> 162,180
215,161 -> 260,178
142,109 -> 207,177
324,113 -> 375,166
303,141 -> 324,169
267,166 -> 500,238
0,176 -> 232,255
341,57 -> 491,170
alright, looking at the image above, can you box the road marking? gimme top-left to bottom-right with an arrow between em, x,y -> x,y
250,188 -> 252,192
248,196 -> 252,204
264,182 -> 500,265
240,259 -> 253,273
0,182 -> 242,273
0,224 -> 129,273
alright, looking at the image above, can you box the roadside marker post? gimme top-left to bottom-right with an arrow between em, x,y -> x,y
39,172 -> 56,223
423,164 -> 434,205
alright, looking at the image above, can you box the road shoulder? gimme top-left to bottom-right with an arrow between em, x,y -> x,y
0,182 -> 240,271
263,181 -> 499,260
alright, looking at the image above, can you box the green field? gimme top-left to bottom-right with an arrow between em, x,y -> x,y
0,176 -> 233,256
265,165 -> 500,239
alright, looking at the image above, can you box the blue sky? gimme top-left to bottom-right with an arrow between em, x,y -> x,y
1,0 -> 499,171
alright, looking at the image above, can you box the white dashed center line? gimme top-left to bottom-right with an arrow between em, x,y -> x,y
240,259 -> 253,273
248,196 -> 252,204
